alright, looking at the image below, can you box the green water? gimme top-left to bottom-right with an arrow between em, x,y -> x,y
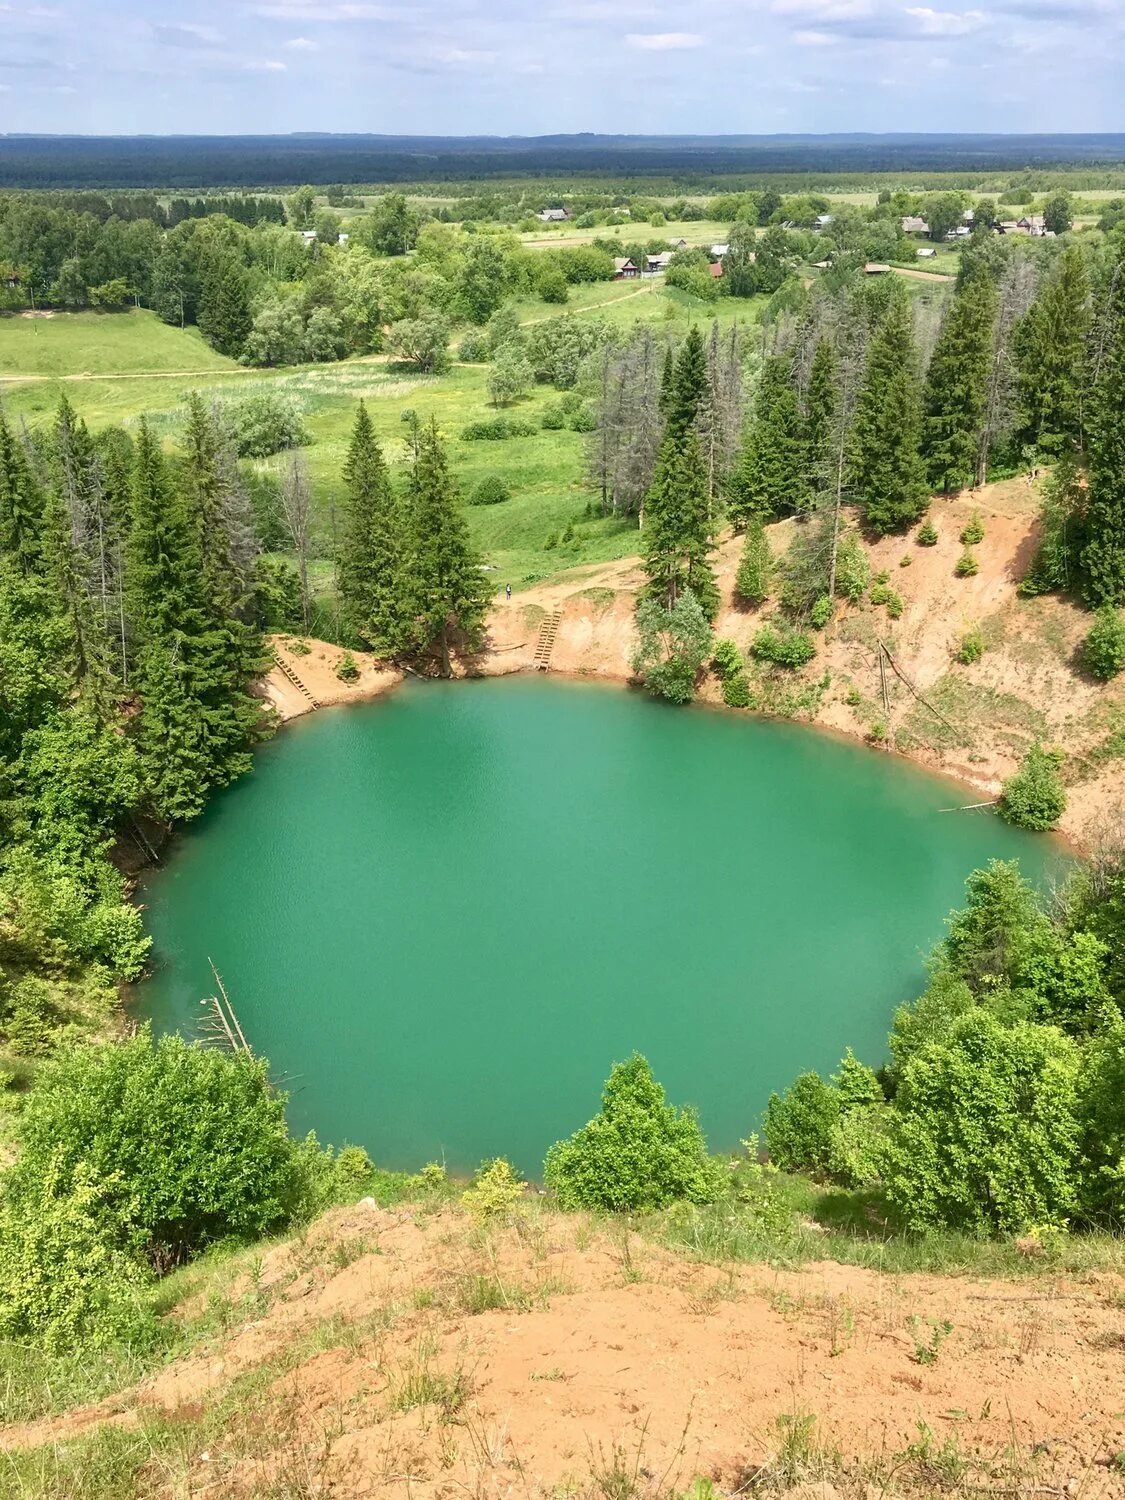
140,677 -> 1058,1176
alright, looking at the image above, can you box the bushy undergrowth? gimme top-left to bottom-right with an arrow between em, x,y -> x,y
998,744 -> 1067,830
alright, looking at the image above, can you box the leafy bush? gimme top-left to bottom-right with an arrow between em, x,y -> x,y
956,626 -> 984,665
461,417 -> 537,441
1083,606 -> 1125,680
998,744 -> 1067,831
631,591 -> 713,706
544,1055 -> 720,1211
335,652 -> 360,683
540,402 -> 566,430
567,403 -> 596,433
810,595 -> 832,629
835,533 -> 870,601
457,329 -> 490,363
461,1158 -> 524,1221
917,519 -> 938,545
711,638 -> 744,680
750,625 -> 816,669
224,392 -> 310,458
828,1104 -> 892,1188
5,1032 -> 298,1270
960,512 -> 985,546
470,475 -> 511,507
763,1072 -> 840,1175
885,1010 -> 1080,1234
955,547 -> 979,578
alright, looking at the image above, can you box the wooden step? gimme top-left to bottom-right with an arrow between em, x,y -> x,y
271,650 -> 321,708
533,611 -> 562,671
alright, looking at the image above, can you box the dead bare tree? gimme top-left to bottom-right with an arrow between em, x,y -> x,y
977,256 -> 1037,486
281,451 -> 313,632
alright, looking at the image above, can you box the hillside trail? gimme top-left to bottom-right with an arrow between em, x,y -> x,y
518,281 -> 659,325
0,351 -> 394,385
3,1202 -> 1123,1497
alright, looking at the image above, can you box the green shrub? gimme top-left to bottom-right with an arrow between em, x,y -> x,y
810,595 -> 832,629
750,625 -> 816,670
722,673 -> 753,708
885,1010 -> 1079,1234
461,417 -> 537,441
540,402 -> 566,430
457,329 -> 490,363
632,591 -> 713,706
224,391 -> 310,458
955,547 -> 979,578
956,626 -> 984,665
470,475 -> 511,507
835,533 -> 870,601
711,638 -> 744,679
544,1055 -> 720,1211
828,1104 -> 892,1188
567,403 -> 596,433
1083,606 -> 1125,681
998,744 -> 1066,831
960,511 -> 985,546
543,531 -> 559,551
335,651 -> 360,683
763,1072 -> 839,1175
461,1158 -> 524,1221
917,520 -> 938,545
870,576 -> 904,618
6,1032 -> 298,1269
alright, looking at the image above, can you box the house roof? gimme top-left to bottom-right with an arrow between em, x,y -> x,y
816,214 -> 834,225
901,216 -> 929,234
864,262 -> 891,274
613,257 -> 637,271
916,247 -> 937,257
646,251 -> 673,267
710,243 -> 729,256
708,260 -> 724,277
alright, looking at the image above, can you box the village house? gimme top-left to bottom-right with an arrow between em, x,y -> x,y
300,229 -> 317,245
917,246 -> 937,258
644,250 -> 674,274
668,237 -> 688,249
708,260 -> 724,279
710,243 -> 730,258
337,232 -> 349,246
901,215 -> 929,234
864,262 -> 891,275
613,256 -> 639,279
1018,214 -> 1047,235
815,214 -> 834,228
536,207 -> 569,222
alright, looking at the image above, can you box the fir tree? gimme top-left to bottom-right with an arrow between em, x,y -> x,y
406,420 -> 489,676
735,514 -> 772,604
641,431 -> 719,620
1015,246 -> 1091,457
1082,263 -> 1125,607
338,402 -> 407,657
922,275 -> 997,493
727,353 -> 806,525
197,252 -> 252,359
850,296 -> 929,535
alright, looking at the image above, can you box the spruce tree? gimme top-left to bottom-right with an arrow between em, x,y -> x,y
727,353 -> 806,525
735,514 -> 772,604
665,325 -> 707,440
850,296 -> 929,535
922,275 -> 997,493
1082,263 -> 1125,607
197,253 -> 252,359
641,431 -> 719,620
338,402 -> 407,656
802,338 -> 839,501
406,420 -> 489,676
0,410 -> 44,576
1015,246 -> 1091,457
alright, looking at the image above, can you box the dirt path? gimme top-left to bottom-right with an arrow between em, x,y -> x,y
518,281 -> 659,326
892,265 -> 955,282
0,352 -> 393,386
5,1204 -> 1124,1497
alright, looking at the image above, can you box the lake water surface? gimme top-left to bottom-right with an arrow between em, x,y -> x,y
140,677 -> 1058,1175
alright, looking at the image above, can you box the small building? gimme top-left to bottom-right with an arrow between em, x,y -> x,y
300,229 -> 317,245
901,215 -> 929,235
708,260 -> 724,279
337,232 -> 350,246
917,246 -> 937,258
710,243 -> 730,259
864,262 -> 891,275
536,207 -> 570,222
1018,215 -> 1047,236
815,214 -> 834,228
613,257 -> 639,279
668,237 -> 688,249
644,251 -> 674,274
996,220 -> 1021,235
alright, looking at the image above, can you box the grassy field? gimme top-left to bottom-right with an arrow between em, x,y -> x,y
0,308 -> 237,379
2,285 -> 765,590
518,218 -> 733,249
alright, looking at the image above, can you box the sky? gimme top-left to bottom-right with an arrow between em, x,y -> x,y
0,0 -> 1122,136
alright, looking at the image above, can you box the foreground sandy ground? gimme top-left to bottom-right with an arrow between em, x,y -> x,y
6,1202 -> 1125,1496
260,479 -> 1125,848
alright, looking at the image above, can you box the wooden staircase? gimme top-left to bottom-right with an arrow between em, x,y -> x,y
271,649 -> 321,709
532,611 -> 562,671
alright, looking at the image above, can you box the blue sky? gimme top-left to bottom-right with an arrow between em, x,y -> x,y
0,0 -> 1121,135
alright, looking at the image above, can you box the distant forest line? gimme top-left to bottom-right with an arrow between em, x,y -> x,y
4,133 -> 1125,191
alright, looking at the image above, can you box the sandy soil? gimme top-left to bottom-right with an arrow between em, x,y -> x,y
7,1204 -> 1124,1496
260,636 -> 403,721
259,479 -> 1125,849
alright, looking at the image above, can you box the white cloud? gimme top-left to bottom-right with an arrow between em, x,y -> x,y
434,46 -> 498,64
771,0 -> 872,17
243,58 -> 288,69
624,30 -> 703,48
284,34 -> 318,48
905,6 -> 987,32
794,28 -> 834,43
153,22 -> 223,47
251,3 -> 408,18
